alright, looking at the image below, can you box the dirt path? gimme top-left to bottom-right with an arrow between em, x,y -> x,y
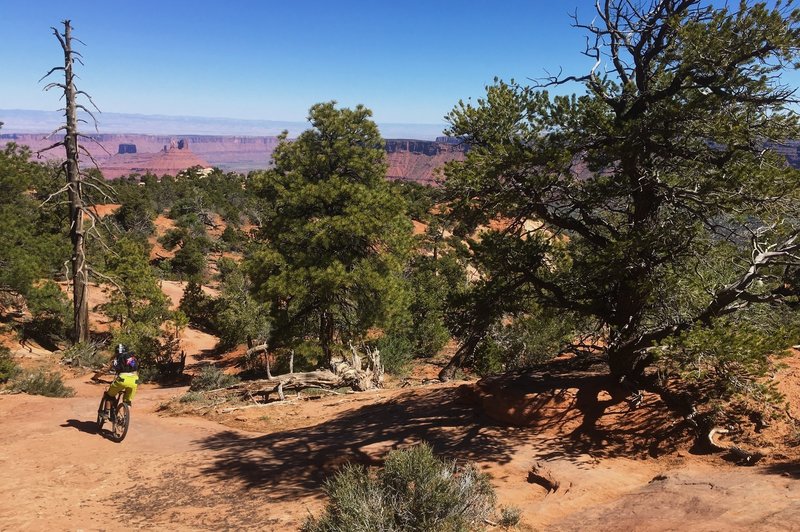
2,369 -> 800,531
0,375 -> 307,530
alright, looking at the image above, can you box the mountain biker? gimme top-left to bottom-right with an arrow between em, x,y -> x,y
98,344 -> 139,421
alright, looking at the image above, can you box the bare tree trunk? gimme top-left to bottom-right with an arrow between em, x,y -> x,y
319,310 -> 334,365
439,333 -> 482,381
61,21 -> 89,343
38,20 -> 104,344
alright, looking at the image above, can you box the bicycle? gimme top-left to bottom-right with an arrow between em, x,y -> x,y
96,391 -> 131,442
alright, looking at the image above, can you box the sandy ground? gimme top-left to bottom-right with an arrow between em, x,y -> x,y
2,366 -> 800,531
2,276 -> 799,530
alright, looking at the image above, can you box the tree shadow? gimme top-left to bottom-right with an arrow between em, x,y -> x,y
192,359 -> 694,503
191,345 -> 241,370
475,365 -> 690,463
760,461 -> 800,479
194,386 -> 530,501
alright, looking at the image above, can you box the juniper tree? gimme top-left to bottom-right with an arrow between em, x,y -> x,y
440,1 -> 800,390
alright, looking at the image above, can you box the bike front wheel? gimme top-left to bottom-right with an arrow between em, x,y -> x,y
96,395 -> 107,430
109,401 -> 130,442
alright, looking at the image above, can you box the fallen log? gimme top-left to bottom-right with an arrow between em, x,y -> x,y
207,370 -> 345,401
707,427 -> 765,465
234,342 -> 384,399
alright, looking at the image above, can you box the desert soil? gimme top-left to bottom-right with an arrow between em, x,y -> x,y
2,364 -> 800,530
1,283 -> 799,530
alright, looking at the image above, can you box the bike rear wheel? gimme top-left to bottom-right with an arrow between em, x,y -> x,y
109,401 -> 130,442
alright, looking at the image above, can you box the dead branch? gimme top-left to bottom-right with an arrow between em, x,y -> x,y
707,427 -> 765,465
207,370 -> 347,402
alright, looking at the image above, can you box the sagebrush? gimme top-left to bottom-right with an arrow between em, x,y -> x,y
303,443 -> 496,532
11,369 -> 75,397
189,365 -> 239,391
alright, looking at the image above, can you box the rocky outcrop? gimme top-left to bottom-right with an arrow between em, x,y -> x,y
5,133 -> 467,184
385,139 -> 467,185
765,140 -> 800,168
101,139 -> 211,179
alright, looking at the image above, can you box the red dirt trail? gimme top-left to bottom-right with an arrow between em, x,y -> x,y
2,285 -> 800,531
2,367 -> 800,530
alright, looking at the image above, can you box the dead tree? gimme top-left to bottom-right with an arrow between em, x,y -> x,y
235,341 -> 384,400
38,20 -> 108,343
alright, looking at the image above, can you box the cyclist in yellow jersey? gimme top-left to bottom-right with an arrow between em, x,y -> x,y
98,344 -> 139,420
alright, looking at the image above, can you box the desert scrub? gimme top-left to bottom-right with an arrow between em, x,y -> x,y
0,346 -> 20,383
189,365 -> 239,392
179,391 -> 206,403
498,506 -> 521,529
11,369 -> 75,397
62,342 -> 107,369
303,443 -> 497,532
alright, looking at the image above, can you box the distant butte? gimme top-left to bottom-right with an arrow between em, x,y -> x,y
100,138 -> 211,179
0,132 -> 467,184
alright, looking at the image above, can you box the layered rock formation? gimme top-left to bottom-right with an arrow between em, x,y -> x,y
385,139 -> 467,185
100,138 -> 211,179
2,133 -> 466,184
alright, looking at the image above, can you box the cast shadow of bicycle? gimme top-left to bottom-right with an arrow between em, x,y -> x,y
61,419 -> 99,435
61,418 -> 121,442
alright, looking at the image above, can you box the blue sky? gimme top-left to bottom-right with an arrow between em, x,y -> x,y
0,1 -> 603,127
1,1 -> 797,131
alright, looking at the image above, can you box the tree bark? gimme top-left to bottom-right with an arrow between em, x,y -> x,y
61,21 -> 89,343
438,334 -> 482,381
319,310 -> 334,366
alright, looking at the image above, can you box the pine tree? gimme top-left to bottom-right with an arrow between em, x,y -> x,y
247,102 -> 412,366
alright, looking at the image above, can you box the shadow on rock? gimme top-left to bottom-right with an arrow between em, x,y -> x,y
472,361 -> 691,462
760,460 -> 800,479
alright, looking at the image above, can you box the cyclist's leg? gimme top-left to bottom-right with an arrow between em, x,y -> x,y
106,377 -> 125,399
119,373 -> 138,404
101,378 -> 125,416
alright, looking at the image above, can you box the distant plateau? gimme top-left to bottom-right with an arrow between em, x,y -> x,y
0,132 -> 468,184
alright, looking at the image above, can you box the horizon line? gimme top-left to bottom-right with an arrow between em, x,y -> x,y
0,107 -> 449,130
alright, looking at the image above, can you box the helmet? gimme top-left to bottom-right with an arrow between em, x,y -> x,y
116,344 -> 127,356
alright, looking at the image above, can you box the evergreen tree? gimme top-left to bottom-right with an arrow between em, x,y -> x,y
0,144 -> 69,300
247,102 -> 412,365
441,0 -> 800,391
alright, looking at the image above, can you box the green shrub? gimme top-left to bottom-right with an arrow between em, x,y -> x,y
303,443 -> 497,532
189,365 -> 239,392
656,308 -> 800,415
137,364 -> 164,384
0,346 -> 20,383
23,281 -> 73,349
62,342 -> 108,369
179,280 -> 220,331
11,369 -> 75,397
171,239 -> 207,277
373,333 -> 413,376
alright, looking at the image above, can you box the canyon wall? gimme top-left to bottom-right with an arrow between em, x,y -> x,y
0,133 -> 466,183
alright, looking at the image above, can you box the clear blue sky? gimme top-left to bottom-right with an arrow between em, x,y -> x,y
1,0 -> 797,127
0,1 -> 602,125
